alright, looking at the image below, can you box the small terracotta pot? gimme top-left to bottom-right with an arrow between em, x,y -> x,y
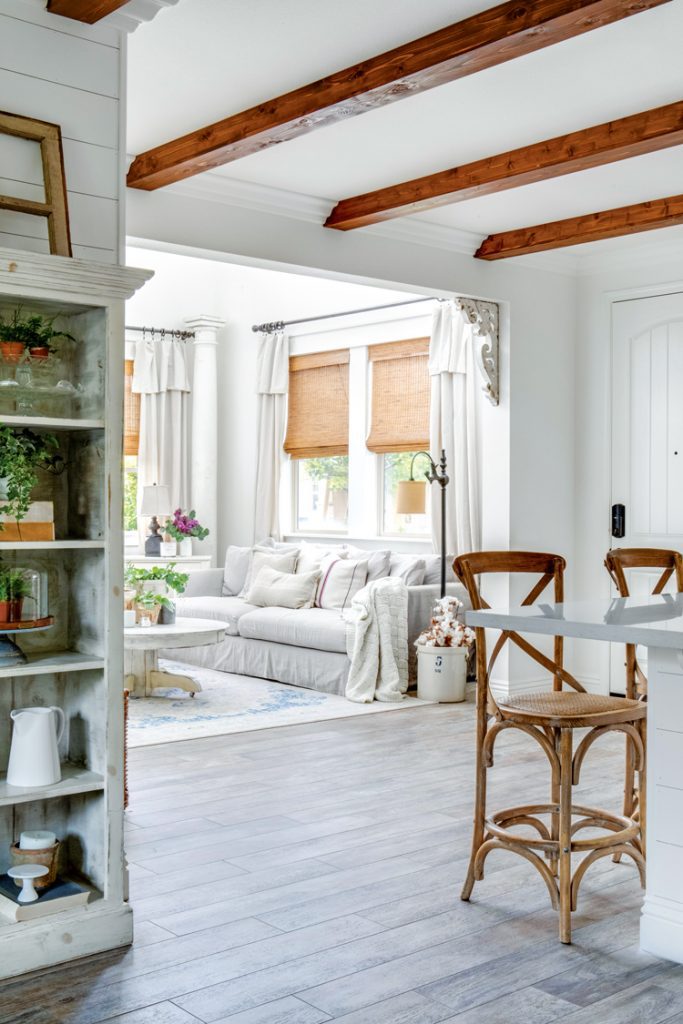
28,346 -> 50,361
0,597 -> 23,624
0,341 -> 24,363
10,840 -> 60,888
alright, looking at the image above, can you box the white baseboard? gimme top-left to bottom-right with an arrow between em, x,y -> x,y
641,895 -> 683,964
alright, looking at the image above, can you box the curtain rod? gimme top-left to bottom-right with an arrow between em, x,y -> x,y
125,324 -> 195,340
251,296 -> 445,334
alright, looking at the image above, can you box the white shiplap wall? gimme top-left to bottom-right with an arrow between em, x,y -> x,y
0,0 -> 124,263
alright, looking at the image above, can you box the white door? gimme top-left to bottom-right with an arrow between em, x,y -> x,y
610,291 -> 683,692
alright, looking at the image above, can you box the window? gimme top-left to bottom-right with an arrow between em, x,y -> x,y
123,359 -> 140,544
283,335 -> 432,538
296,456 -> 349,532
367,338 -> 431,538
283,349 -> 350,532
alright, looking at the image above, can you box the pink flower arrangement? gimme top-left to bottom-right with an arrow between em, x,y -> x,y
416,596 -> 475,649
164,508 -> 209,543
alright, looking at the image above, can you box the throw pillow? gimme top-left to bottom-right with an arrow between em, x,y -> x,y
222,545 -> 252,596
423,554 -> 456,585
239,548 -> 299,597
296,542 -> 347,575
343,545 -> 391,582
389,554 -> 426,586
316,555 -> 368,610
246,565 -> 321,609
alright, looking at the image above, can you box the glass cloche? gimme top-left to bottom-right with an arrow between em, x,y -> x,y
0,565 -> 48,625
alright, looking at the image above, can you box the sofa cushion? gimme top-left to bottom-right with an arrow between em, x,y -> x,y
296,541 -> 347,575
245,565 -> 321,609
389,554 -> 426,585
316,555 -> 368,610
239,548 -> 299,597
343,545 -> 391,582
222,545 -> 252,596
175,595 -> 259,636
238,606 -> 348,654
423,554 -> 456,585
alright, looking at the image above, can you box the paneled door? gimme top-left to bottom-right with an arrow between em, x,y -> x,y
610,291 -> 683,691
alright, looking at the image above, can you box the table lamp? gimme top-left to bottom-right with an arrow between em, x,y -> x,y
140,483 -> 171,556
396,449 -> 449,597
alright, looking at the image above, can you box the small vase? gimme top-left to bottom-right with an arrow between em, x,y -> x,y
178,538 -> 193,557
160,541 -> 177,557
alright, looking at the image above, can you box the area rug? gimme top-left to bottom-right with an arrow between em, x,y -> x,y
127,659 -> 432,747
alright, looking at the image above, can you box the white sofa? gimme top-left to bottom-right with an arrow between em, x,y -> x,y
166,545 -> 469,696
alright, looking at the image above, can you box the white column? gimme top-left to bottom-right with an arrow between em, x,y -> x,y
185,315 -> 225,567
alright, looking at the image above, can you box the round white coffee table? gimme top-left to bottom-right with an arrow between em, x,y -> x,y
124,617 -> 226,698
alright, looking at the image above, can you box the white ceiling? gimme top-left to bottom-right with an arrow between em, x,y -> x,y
127,0 -> 683,259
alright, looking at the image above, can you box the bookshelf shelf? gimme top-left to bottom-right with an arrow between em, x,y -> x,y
0,766 -> 104,808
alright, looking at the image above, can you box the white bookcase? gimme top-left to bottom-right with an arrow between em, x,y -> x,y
0,248 -> 151,979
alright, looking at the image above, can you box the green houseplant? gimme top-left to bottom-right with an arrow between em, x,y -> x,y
134,590 -> 173,626
0,309 -> 75,362
0,426 -> 61,526
124,563 -> 189,595
0,567 -> 32,623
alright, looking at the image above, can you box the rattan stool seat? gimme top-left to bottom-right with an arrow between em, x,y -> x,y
500,690 -> 646,725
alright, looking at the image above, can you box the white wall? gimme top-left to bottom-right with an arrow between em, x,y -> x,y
575,243 -> 683,691
0,0 -> 124,262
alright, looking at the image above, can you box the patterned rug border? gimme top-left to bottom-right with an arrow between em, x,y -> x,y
127,660 -> 434,747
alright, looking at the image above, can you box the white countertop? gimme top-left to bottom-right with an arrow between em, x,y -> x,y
466,594 -> 683,649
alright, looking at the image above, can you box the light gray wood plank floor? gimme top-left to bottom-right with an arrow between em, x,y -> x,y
2,700 -> 683,1023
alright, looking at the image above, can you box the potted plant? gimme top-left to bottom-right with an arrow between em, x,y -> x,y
125,563 -> 189,625
134,590 -> 173,626
164,509 -> 210,557
0,426 -> 62,527
0,309 -> 75,363
415,596 -> 475,703
0,568 -> 32,623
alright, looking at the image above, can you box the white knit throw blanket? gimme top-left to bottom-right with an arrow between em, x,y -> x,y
343,577 -> 409,703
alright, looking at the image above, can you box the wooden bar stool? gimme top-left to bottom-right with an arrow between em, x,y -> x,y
454,551 -> 646,944
605,547 -> 683,825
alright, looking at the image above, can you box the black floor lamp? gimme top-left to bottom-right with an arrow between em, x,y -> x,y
395,449 -> 449,598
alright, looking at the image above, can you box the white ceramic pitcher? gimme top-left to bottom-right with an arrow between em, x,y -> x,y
6,707 -> 65,788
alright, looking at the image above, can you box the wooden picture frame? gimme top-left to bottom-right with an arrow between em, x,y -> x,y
0,110 -> 72,257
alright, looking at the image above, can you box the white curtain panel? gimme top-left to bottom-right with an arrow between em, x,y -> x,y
132,335 -> 191,544
253,330 -> 289,542
429,302 -> 481,556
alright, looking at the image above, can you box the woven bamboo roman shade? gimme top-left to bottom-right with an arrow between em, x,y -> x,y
283,349 -> 350,459
366,338 -> 430,453
124,358 -> 140,457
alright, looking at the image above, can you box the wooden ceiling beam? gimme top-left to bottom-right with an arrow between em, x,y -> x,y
47,0 -> 132,23
475,193 -> 683,259
326,101 -> 683,230
127,0 -> 671,191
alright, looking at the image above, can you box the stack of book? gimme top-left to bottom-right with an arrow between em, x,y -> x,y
0,874 -> 90,923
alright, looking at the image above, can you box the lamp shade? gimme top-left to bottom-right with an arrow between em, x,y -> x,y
140,484 -> 171,516
396,479 -> 427,515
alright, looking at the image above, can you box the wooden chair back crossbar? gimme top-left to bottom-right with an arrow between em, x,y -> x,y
604,547 -> 682,830
605,547 -> 683,698
453,550 -> 646,945
455,552 -> 586,713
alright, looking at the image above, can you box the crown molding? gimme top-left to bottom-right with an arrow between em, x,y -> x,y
0,246 -> 152,299
99,0 -> 181,31
160,171 -> 579,275
575,226 -> 683,276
